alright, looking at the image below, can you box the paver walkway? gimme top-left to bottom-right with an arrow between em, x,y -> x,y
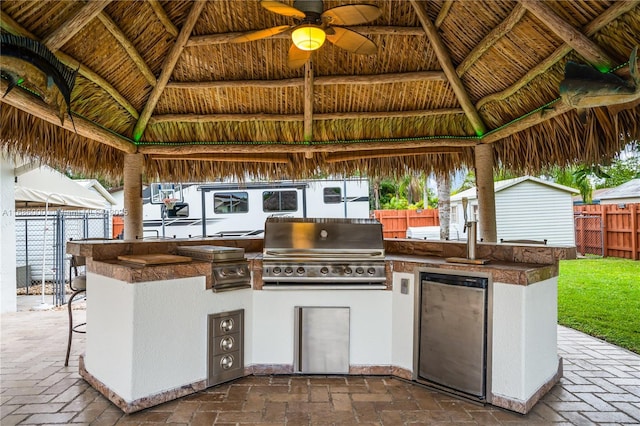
1,306 -> 639,425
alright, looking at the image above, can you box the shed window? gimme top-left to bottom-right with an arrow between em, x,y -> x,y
263,191 -> 298,212
324,187 -> 342,204
214,192 -> 248,214
451,206 -> 458,223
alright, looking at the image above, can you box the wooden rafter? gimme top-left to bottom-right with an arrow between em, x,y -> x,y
132,1 -> 206,141
166,71 -> 447,89
0,10 -> 139,119
42,0 -> 113,51
482,101 -> 571,144
410,0 -> 487,136
456,4 -> 526,77
0,80 -> 135,153
97,12 -> 156,86
434,0 -> 454,28
186,26 -> 424,46
477,0 -> 638,109
148,0 -> 178,38
520,0 -> 614,71
148,109 -> 464,124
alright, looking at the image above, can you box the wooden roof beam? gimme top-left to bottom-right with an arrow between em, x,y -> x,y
151,154 -> 290,164
520,0 -> 614,72
410,0 -> 487,136
137,138 -> 478,156
42,0 -> 113,51
303,58 -> 314,149
97,12 -> 157,86
186,26 -> 425,46
457,4 -> 526,77
149,108 -> 465,124
326,147 -> 464,163
0,80 -> 136,153
132,1 -> 205,142
0,10 -> 139,119
477,0 -> 638,109
148,0 -> 179,38
166,71 -> 447,89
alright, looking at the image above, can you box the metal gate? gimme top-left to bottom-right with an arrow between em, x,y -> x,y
15,210 -> 111,306
574,214 -> 604,257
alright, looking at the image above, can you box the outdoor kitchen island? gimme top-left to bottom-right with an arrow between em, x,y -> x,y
66,237 -> 575,415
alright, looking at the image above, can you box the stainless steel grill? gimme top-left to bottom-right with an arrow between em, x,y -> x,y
176,245 -> 251,292
262,218 -> 386,286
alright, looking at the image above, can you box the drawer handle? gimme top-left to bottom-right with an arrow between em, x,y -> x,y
220,319 -> 234,333
220,336 -> 234,351
220,355 -> 234,370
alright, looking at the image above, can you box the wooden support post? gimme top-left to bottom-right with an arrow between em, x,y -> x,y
123,153 -> 144,240
601,205 -> 608,258
475,144 -> 497,242
630,204 -> 638,260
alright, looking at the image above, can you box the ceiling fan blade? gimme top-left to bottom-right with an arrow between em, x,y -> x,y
321,4 -> 382,26
260,1 -> 306,18
288,44 -> 310,69
326,27 -> 377,55
231,25 -> 291,43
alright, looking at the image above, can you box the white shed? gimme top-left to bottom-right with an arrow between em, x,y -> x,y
597,179 -> 640,205
450,176 -> 579,245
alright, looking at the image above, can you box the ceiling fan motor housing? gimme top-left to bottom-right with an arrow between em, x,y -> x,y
294,0 -> 324,16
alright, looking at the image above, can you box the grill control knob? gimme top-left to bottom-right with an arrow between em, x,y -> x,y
367,267 -> 376,275
284,267 -> 293,275
220,336 -> 234,351
220,319 -> 234,333
356,267 -> 365,275
296,267 -> 305,275
345,267 -> 352,274
320,267 -> 329,275
237,268 -> 246,276
220,355 -> 234,370
273,267 -> 281,275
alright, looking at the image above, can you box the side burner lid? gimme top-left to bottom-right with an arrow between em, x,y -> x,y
176,245 -> 245,262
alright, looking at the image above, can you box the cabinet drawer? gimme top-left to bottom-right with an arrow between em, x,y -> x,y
212,333 -> 241,356
211,312 -> 242,336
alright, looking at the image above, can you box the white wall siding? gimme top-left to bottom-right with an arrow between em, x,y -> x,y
495,181 -> 575,245
1,157 -> 17,313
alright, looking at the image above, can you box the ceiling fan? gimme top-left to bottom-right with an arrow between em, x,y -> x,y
231,0 -> 382,68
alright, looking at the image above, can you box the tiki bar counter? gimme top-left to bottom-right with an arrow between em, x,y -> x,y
67,236 -> 575,415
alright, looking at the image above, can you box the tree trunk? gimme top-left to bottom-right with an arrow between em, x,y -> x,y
437,172 -> 451,240
372,178 -> 380,210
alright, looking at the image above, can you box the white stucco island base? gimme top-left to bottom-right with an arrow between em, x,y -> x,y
80,266 -> 561,415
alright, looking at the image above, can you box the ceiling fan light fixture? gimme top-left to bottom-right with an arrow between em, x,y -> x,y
291,24 -> 326,51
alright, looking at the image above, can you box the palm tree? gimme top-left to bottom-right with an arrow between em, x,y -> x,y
436,172 -> 451,240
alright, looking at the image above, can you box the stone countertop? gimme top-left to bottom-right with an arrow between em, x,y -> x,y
71,238 -> 574,287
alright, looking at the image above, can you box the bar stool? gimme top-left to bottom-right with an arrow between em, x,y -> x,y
65,255 -> 86,366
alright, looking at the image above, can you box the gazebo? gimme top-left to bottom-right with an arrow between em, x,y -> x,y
1,0 -> 639,240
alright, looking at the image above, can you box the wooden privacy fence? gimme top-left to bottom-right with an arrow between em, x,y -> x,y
574,204 -> 640,260
373,209 -> 440,238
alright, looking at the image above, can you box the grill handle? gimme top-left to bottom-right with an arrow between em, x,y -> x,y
264,249 -> 384,258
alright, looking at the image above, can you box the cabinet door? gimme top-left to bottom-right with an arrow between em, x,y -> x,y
295,307 -> 350,374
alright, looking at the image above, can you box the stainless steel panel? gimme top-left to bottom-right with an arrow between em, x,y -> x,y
208,310 -> 244,387
263,218 -> 384,256
177,245 -> 245,261
419,280 -> 486,398
295,307 -> 350,374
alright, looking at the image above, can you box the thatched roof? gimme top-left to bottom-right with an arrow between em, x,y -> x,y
1,0 -> 639,183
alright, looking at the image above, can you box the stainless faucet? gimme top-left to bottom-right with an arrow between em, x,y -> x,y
462,197 -> 477,260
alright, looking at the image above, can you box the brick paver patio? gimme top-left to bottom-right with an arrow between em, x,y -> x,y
1,306 -> 639,425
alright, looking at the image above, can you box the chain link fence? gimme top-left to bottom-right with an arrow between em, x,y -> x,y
574,214 -> 604,257
15,210 -> 111,306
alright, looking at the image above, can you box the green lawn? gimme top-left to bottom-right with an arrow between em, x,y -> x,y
558,258 -> 640,354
